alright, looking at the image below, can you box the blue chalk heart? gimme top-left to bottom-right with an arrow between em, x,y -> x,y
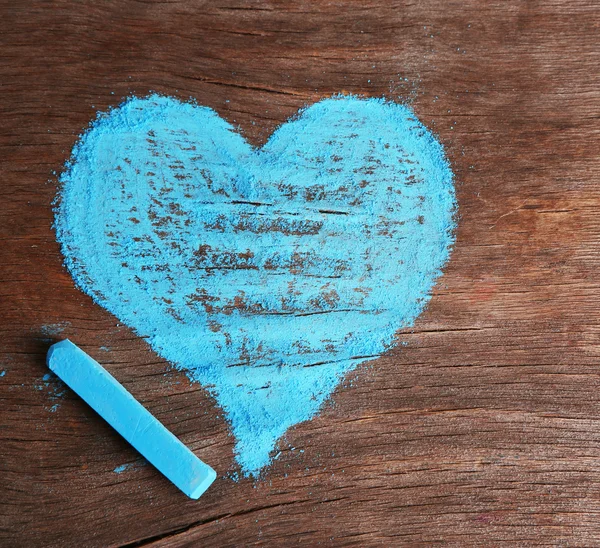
56,94 -> 456,475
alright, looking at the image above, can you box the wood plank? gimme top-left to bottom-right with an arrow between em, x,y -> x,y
1,0 -> 599,545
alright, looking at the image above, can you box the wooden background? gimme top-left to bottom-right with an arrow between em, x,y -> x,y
2,0 -> 599,545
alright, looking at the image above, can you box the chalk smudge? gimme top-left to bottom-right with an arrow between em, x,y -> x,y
40,322 -> 70,337
39,322 -> 71,345
113,464 -> 131,474
35,371 -> 66,412
55,94 -> 456,475
113,459 -> 147,474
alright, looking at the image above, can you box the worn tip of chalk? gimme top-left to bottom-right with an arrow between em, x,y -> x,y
47,339 -> 217,500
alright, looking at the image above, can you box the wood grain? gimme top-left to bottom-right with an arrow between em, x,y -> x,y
1,0 -> 599,545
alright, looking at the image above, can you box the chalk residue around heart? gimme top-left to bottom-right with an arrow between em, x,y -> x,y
55,94 -> 456,476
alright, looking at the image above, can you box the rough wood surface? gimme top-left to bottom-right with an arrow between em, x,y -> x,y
1,1 -> 599,545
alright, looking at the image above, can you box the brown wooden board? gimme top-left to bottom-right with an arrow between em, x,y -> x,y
1,0 -> 599,545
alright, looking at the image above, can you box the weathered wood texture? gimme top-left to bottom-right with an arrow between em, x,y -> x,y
1,0 -> 599,545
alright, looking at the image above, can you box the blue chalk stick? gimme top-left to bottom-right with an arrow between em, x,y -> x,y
47,339 -> 217,499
